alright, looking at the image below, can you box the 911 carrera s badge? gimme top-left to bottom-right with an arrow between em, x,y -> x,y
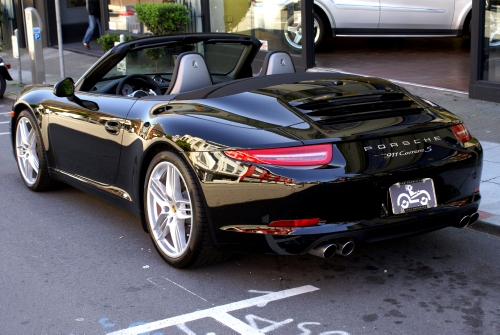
389,178 -> 437,214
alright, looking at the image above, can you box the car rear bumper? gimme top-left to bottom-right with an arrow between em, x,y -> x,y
215,197 -> 480,255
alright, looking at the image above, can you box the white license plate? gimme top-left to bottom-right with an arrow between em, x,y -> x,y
389,178 -> 437,214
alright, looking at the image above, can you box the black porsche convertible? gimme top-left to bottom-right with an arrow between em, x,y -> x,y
9,33 -> 482,268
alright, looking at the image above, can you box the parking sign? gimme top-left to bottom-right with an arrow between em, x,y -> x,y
33,27 -> 41,41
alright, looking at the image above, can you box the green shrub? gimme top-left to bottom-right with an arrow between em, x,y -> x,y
135,3 -> 191,35
97,34 -> 133,52
144,48 -> 166,71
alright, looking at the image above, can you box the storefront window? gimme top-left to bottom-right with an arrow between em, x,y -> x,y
108,0 -> 146,33
483,1 -> 500,82
209,0 -> 303,54
107,0 -> 194,35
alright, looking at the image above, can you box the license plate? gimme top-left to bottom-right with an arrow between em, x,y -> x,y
389,178 -> 437,214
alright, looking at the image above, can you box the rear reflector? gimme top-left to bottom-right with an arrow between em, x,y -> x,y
451,124 -> 472,143
224,144 -> 332,166
268,218 -> 320,227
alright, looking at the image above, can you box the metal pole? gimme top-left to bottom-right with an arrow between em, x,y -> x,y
54,0 -> 65,78
14,29 -> 23,85
301,0 -> 315,69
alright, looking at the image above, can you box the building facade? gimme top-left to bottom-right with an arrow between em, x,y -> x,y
2,0 -> 500,102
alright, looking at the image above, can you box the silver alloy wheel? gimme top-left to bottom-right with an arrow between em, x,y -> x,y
146,161 -> 193,258
284,15 -> 320,50
16,116 -> 39,186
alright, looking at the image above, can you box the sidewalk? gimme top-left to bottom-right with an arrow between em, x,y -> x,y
1,46 -> 499,237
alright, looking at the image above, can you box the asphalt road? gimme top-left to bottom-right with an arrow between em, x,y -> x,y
1,103 -> 500,335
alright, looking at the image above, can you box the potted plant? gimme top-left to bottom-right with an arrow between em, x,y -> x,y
97,33 -> 133,52
134,3 -> 191,35
134,3 -> 190,70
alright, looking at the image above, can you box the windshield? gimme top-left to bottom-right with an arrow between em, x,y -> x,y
103,41 -> 247,80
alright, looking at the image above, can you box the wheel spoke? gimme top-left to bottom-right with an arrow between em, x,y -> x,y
165,165 -> 179,202
154,212 -> 169,231
158,216 -> 172,241
28,154 -> 39,174
19,119 -> 30,144
170,220 -> 186,253
150,177 -> 167,205
16,145 -> 25,157
293,33 -> 302,44
287,25 -> 298,33
28,129 -> 37,150
24,156 -> 33,180
176,199 -> 192,220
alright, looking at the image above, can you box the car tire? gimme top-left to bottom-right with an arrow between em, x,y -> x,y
283,12 -> 325,53
0,75 -> 6,98
144,151 -> 227,268
15,110 -> 57,191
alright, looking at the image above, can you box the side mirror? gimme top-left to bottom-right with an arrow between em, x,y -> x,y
53,77 -> 75,97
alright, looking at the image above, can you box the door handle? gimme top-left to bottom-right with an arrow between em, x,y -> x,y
105,120 -> 121,135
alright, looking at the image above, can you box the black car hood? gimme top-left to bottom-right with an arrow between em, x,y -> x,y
171,76 -> 459,142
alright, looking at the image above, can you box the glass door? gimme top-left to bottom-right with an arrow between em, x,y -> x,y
483,0 -> 500,82
206,0 -> 312,72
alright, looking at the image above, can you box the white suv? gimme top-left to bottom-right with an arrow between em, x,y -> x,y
252,0 -> 472,51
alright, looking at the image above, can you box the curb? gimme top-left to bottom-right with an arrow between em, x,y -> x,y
467,220 -> 500,237
51,46 -> 104,58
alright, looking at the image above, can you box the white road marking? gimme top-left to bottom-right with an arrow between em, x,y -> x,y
164,277 -> 210,304
176,323 -> 197,335
106,285 -> 319,335
245,314 -> 294,333
0,132 -> 9,135
0,121 -> 10,124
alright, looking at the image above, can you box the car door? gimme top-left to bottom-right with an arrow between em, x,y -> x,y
379,0 -> 455,30
45,93 -> 137,185
330,0 -> 380,29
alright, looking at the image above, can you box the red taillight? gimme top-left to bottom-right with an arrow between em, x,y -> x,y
224,144 -> 332,166
451,124 -> 472,143
269,218 -> 320,227
119,10 -> 135,16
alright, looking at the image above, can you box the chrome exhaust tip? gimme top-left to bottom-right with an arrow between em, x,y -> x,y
458,215 -> 471,228
469,212 -> 479,225
309,243 -> 337,259
334,240 -> 355,256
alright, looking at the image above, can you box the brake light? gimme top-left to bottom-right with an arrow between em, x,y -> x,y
119,10 -> 135,16
224,144 -> 332,166
451,124 -> 472,143
269,218 -> 320,227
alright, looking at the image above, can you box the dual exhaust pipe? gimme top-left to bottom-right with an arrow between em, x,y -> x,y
309,239 -> 355,259
457,212 -> 479,228
309,211 -> 480,258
